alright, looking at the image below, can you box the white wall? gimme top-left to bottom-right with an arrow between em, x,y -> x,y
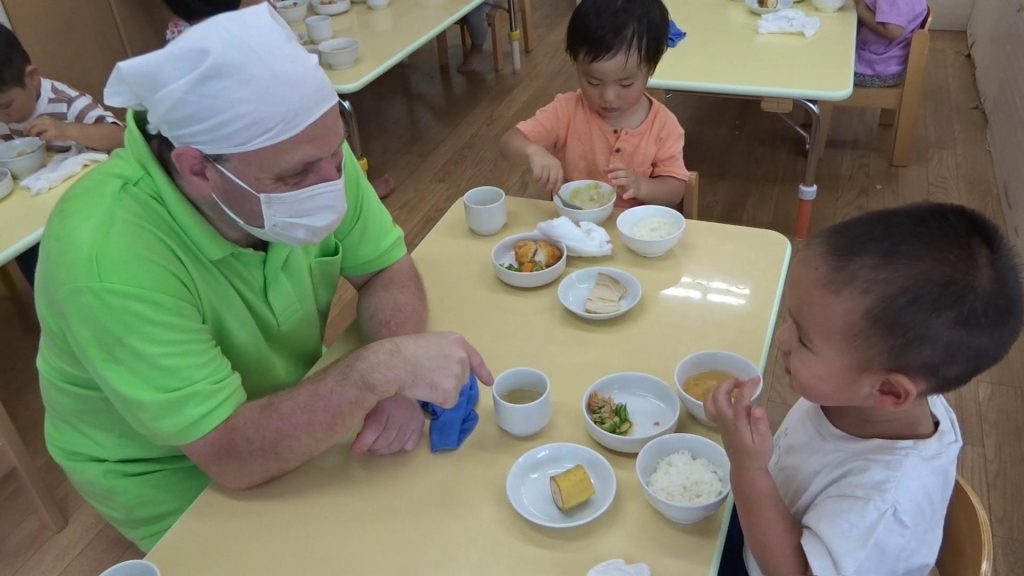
930,0 -> 976,30
0,1 -> 10,28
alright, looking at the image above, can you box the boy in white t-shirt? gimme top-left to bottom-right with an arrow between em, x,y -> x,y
710,203 -> 1023,576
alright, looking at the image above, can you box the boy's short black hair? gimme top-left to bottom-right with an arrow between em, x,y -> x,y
566,0 -> 670,73
0,25 -> 31,92
811,202 -> 1023,394
163,0 -> 243,24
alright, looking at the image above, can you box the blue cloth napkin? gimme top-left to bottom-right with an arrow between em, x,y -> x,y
420,374 -> 479,453
668,20 -> 686,47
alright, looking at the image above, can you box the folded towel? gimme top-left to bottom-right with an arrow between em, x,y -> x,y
419,374 -> 479,453
757,9 -> 821,38
668,19 -> 686,47
23,146 -> 107,196
588,559 -> 652,576
536,217 -> 613,257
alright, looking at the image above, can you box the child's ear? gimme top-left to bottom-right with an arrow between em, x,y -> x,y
873,373 -> 923,411
23,65 -> 41,87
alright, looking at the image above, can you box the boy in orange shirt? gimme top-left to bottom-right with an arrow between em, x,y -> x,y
499,0 -> 687,208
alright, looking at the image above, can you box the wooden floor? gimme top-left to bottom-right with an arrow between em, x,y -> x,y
1,2 -> 1020,573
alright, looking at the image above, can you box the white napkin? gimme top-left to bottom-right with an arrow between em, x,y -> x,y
758,9 -> 821,38
22,147 -> 107,195
587,559 -> 652,576
536,216 -> 613,257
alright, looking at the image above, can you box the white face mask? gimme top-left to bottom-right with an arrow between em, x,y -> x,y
210,161 -> 347,246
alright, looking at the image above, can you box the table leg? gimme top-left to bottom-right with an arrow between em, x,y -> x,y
507,0 -> 521,72
792,99 -> 832,239
338,97 -> 368,173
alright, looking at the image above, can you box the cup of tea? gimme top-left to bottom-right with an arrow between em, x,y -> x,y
463,186 -> 507,236
493,367 -> 551,437
305,15 -> 334,43
100,560 -> 160,576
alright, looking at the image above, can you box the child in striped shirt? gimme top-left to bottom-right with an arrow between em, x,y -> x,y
0,25 -> 123,152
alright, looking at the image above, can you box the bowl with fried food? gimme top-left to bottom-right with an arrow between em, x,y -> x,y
491,233 -> 567,288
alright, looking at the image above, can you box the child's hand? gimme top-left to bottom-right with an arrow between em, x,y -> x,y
527,149 -> 564,195
705,377 -> 773,472
24,117 -> 73,143
608,163 -> 646,201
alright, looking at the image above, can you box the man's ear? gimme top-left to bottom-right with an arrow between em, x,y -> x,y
170,147 -> 216,194
873,372 -> 924,411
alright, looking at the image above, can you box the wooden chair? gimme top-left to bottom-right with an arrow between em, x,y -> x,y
435,0 -> 533,72
822,10 -> 931,166
679,171 -> 699,221
931,475 -> 993,576
0,400 -> 66,532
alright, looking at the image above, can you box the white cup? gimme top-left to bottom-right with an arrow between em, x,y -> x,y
100,560 -> 161,576
493,367 -> 551,437
463,186 -> 507,236
305,15 -> 334,43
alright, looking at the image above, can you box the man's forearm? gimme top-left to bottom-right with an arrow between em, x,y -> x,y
356,256 -> 428,341
734,469 -> 809,576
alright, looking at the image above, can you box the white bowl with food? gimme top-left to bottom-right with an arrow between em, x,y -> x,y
557,267 -> 641,321
274,0 -> 309,23
636,433 -> 731,524
745,0 -> 794,14
0,137 -> 46,180
674,351 -> 762,427
0,168 -> 13,200
312,0 -> 351,15
506,442 -> 616,529
582,372 -> 680,454
811,0 -> 845,12
616,205 -> 685,258
554,180 -> 616,224
319,38 -> 359,70
491,232 -> 567,288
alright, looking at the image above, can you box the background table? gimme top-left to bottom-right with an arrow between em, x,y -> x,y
0,165 -> 95,266
651,0 -> 858,237
147,197 -> 791,575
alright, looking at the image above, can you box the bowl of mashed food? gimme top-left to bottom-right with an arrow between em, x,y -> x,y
554,180 -> 616,224
616,205 -> 685,257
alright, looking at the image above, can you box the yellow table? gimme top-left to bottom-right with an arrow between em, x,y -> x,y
147,197 -> 791,575
0,165 -> 95,266
651,0 -> 859,238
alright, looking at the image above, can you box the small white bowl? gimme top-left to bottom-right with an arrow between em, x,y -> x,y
745,0 -> 795,14
636,433 -> 731,524
312,0 -> 351,15
319,38 -> 359,70
367,0 -> 391,8
616,205 -> 685,258
491,232 -> 567,288
582,372 -> 680,454
274,0 -> 309,23
506,443 -> 616,529
0,168 -> 13,200
557,267 -> 641,321
811,0 -> 845,12
554,180 -> 616,224
674,351 -> 761,427
0,137 -> 46,180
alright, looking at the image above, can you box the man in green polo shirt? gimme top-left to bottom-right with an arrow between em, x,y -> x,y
34,5 -> 491,552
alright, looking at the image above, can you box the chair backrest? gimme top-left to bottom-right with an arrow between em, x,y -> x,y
935,475 -> 993,576
906,9 -> 933,73
680,171 -> 699,221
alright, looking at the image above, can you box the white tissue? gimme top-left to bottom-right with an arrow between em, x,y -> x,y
536,216 -> 613,257
757,9 -> 821,38
22,146 -> 107,195
587,559 -> 652,576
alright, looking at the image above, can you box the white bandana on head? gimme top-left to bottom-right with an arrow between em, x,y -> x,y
104,3 -> 339,155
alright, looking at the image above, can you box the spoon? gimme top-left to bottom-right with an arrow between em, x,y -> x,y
557,189 -> 586,210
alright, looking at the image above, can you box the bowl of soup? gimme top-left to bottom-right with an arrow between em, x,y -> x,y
554,180 -> 616,224
674,351 -> 761,427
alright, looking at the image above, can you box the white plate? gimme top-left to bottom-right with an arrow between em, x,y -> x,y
557,267 -> 641,320
745,0 -> 795,14
506,443 -> 616,529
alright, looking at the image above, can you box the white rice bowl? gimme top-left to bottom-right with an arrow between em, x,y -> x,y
647,450 -> 725,504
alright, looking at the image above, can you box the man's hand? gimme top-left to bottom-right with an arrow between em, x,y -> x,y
704,377 -> 773,472
351,394 -> 425,455
528,148 -> 564,195
368,332 -> 493,408
24,117 -> 73,143
608,163 -> 647,201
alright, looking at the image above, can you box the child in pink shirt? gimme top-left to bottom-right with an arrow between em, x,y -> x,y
853,0 -> 929,87
499,0 -> 688,208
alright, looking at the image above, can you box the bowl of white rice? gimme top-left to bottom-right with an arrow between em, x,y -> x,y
616,205 -> 685,258
636,433 -> 730,524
